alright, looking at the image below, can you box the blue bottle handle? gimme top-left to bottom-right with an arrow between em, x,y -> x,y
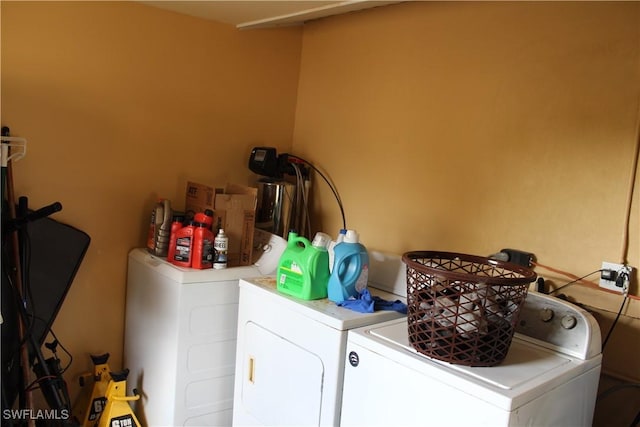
335,253 -> 362,286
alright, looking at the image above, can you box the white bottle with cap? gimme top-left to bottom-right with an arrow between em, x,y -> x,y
328,229 -> 347,273
311,232 -> 330,249
213,229 -> 228,269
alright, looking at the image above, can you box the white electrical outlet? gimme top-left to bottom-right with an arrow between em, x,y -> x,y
599,262 -> 633,293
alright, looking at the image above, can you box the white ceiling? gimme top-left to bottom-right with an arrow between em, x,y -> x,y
139,1 -> 401,29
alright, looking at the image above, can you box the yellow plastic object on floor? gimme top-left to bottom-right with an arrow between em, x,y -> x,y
97,369 -> 142,427
72,353 -> 111,426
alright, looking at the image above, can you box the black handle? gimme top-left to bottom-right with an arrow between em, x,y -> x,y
3,201 -> 63,233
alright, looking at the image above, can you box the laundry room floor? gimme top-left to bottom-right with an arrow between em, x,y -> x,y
593,374 -> 640,426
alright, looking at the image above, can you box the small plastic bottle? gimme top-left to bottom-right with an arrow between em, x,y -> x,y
192,220 -> 214,270
328,229 -> 347,273
146,199 -> 172,257
167,212 -> 185,261
213,229 -> 228,269
155,199 -> 173,257
171,221 -> 195,268
146,199 -> 161,252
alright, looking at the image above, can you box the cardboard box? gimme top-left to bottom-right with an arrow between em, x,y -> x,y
185,181 -> 217,218
214,183 -> 257,266
185,181 -> 257,266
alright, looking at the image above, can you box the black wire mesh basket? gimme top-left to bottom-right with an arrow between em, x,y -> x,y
402,251 -> 537,367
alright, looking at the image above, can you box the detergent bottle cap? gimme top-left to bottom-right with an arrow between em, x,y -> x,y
344,229 -> 359,244
312,232 -> 331,249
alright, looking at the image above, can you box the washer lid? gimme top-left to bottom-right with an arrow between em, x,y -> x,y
129,248 -> 260,283
369,320 -> 572,390
239,277 -> 406,330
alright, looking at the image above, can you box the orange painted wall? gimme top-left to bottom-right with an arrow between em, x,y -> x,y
293,1 -> 640,381
2,0 -> 640,415
1,0 -> 301,399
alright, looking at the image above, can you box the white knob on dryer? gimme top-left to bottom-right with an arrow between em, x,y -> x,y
539,308 -> 554,322
561,315 -> 577,329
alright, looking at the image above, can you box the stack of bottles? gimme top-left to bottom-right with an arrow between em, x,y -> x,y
275,228 -> 369,302
146,199 -> 228,270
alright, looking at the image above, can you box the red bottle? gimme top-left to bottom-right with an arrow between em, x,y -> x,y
167,212 -> 185,261
170,221 -> 195,268
146,198 -> 164,252
192,221 -> 214,269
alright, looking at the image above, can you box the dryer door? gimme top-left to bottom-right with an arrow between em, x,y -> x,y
238,321 -> 324,426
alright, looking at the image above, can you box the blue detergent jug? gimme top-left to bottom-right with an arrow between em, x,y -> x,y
276,231 -> 331,300
327,230 -> 369,303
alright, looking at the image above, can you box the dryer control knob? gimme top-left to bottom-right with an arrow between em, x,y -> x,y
561,315 -> 577,329
539,308 -> 554,322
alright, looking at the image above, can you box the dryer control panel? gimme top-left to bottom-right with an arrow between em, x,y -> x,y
514,292 -> 602,360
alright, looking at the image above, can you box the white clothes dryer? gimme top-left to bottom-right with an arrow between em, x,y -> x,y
341,291 -> 602,427
231,251 -> 408,427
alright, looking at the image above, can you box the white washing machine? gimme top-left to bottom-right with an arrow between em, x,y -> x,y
341,291 -> 602,427
124,229 -> 286,427
232,251 -> 408,427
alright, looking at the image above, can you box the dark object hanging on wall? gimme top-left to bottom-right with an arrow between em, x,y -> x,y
1,198 -> 90,417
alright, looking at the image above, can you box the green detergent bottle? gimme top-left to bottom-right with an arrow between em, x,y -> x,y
276,231 -> 331,300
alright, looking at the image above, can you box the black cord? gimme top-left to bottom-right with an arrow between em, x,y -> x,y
602,290 -> 629,351
47,328 -> 73,375
547,269 -> 602,295
2,214 -> 74,412
630,407 -> 640,427
597,382 -> 640,401
22,314 -> 74,375
22,228 -> 38,340
546,268 -> 628,352
544,267 -> 630,352
287,154 -> 347,231
596,382 -> 640,427
1,244 -> 34,359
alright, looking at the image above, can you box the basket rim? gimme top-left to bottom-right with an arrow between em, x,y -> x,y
402,250 -> 537,286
